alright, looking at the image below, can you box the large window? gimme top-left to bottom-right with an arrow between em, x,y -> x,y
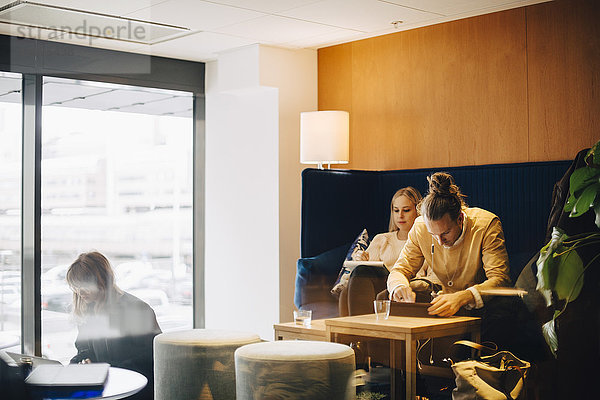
0,35 -> 204,359
0,71 -> 22,351
39,77 -> 194,362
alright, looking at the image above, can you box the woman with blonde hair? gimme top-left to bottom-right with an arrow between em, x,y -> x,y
67,251 -> 161,400
339,187 -> 439,316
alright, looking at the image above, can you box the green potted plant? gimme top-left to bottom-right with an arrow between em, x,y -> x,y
356,391 -> 386,400
536,140 -> 600,356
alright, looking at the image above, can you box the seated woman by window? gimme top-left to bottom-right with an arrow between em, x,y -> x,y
67,252 -> 162,400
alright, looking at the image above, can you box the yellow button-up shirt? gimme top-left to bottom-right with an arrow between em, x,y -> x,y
387,207 -> 511,305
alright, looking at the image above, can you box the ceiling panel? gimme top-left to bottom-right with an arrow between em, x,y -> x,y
126,0 -> 265,31
0,75 -> 21,103
40,0 -> 170,17
283,28 -> 365,49
0,74 -> 21,91
281,0 -> 439,32
42,79 -> 193,117
0,91 -> 21,103
205,0 -> 324,14
148,31 -> 257,61
69,89 -> 174,110
213,14 -> 341,44
119,95 -> 192,116
43,82 -> 112,105
383,0 -> 549,17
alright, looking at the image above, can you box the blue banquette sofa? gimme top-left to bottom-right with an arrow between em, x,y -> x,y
294,161 -> 571,319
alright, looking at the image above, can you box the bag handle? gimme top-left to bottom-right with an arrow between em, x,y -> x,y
453,340 -> 498,358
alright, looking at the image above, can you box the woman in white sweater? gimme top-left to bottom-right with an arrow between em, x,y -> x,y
339,187 -> 438,316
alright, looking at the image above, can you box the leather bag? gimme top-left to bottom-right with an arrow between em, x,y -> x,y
451,340 -> 530,400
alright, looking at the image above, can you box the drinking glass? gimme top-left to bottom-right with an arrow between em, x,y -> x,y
293,309 -> 312,327
373,300 -> 391,320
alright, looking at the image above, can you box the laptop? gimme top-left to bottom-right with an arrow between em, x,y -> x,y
390,301 -> 434,318
5,351 -> 62,368
390,302 -> 469,318
25,363 -> 110,399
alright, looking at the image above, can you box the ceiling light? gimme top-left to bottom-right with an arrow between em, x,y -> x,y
0,1 -> 190,44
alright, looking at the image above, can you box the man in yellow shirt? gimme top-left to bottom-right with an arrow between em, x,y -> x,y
387,172 -> 511,316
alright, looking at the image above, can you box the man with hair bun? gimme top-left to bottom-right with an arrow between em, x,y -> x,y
387,172 -> 511,316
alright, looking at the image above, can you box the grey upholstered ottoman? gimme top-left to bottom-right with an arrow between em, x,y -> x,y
235,340 -> 355,400
154,329 -> 261,400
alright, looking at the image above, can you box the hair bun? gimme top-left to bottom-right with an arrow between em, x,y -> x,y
427,172 -> 457,196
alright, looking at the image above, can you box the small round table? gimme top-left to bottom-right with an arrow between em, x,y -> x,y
100,367 -> 147,400
41,367 -> 148,400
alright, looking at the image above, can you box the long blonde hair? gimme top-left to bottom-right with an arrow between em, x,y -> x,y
66,251 -> 122,317
388,187 -> 422,232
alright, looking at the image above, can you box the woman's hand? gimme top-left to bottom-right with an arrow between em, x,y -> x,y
353,250 -> 369,261
427,290 -> 473,317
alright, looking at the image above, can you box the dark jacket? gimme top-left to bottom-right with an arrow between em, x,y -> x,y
70,292 -> 162,400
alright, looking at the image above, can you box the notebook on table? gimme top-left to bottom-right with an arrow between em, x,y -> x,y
25,363 -> 110,399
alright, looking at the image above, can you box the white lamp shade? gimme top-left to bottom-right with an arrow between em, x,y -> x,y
300,111 -> 349,166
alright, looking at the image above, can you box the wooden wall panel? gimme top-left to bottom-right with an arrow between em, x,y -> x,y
318,43 -> 353,168
527,0 -> 600,161
318,0 -> 600,170
318,43 -> 352,112
349,9 -> 528,170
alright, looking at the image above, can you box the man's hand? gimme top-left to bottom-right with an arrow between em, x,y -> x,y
391,285 -> 416,303
427,290 -> 473,317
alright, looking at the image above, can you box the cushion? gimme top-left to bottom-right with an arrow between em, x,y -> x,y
344,228 -> 370,261
331,229 -> 370,296
294,244 -> 349,310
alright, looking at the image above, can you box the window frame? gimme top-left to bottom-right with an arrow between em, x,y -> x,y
0,34 -> 205,355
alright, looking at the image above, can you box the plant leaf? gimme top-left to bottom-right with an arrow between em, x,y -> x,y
569,166 -> 599,196
536,228 -> 566,292
542,319 -> 558,358
553,248 -> 584,302
564,193 -> 577,212
570,183 -> 600,217
587,140 -> 600,166
595,202 -> 600,229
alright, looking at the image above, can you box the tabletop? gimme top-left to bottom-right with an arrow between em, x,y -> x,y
39,367 -> 147,400
101,367 -> 147,400
326,314 -> 481,340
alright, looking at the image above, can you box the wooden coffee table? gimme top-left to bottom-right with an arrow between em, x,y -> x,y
273,319 -> 327,341
326,314 -> 481,400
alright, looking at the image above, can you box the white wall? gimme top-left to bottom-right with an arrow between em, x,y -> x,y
259,46 -> 317,323
205,44 -> 316,339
